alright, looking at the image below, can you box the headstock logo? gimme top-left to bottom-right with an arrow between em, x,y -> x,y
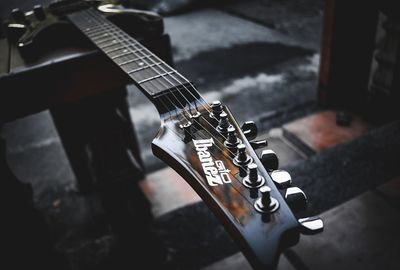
193,138 -> 232,186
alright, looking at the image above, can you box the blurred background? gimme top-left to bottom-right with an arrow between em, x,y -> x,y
1,0 -> 399,269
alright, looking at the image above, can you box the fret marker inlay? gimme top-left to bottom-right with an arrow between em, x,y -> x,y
68,9 -> 193,97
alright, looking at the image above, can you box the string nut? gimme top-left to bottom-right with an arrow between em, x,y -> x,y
190,111 -> 201,128
180,121 -> 193,138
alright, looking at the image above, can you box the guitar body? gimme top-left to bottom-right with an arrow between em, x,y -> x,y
4,1 -> 324,269
8,2 -> 163,61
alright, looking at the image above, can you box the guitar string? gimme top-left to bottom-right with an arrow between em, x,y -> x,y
80,10 -> 256,201
85,8 -> 206,116
84,8 -> 230,125
155,97 -> 254,206
83,9 -> 245,151
82,9 -> 196,119
77,9 -> 263,189
74,9 -> 190,122
73,10 -> 263,200
80,11 -> 259,176
74,10 -> 265,207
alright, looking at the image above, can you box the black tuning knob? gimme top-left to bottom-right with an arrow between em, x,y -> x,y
224,126 -> 241,148
249,139 -> 268,149
260,149 -> 279,171
233,144 -> 252,166
270,170 -> 292,189
298,216 -> 324,235
33,5 -> 46,20
241,121 -> 257,140
210,100 -> 223,120
285,187 -> 307,212
254,186 -> 279,213
243,163 -> 265,188
11,8 -> 26,23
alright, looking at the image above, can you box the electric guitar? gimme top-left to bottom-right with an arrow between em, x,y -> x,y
5,1 -> 323,269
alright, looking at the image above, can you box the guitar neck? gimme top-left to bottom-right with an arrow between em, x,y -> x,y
67,8 -> 197,103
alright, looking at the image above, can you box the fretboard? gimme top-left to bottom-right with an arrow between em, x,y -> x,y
67,8 -> 190,98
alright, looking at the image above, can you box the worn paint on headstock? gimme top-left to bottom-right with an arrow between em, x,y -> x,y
152,99 -> 300,270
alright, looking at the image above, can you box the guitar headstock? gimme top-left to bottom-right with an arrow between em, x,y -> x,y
152,99 -> 323,269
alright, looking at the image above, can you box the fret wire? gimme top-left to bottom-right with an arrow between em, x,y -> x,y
72,11 -> 257,187
90,32 -> 110,40
87,30 -> 111,39
138,71 -> 175,84
96,17 -> 183,96
94,37 -> 116,44
76,11 -> 250,184
110,51 -> 131,59
71,10 -> 190,98
119,54 -> 152,66
80,10 -> 174,96
99,40 -> 120,49
127,62 -> 163,74
104,46 -> 127,54
91,20 -> 179,84
83,24 -> 108,34
85,10 -> 203,111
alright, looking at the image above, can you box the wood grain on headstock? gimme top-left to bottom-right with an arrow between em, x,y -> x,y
152,101 -> 300,270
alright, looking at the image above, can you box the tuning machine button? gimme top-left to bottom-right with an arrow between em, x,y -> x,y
254,186 -> 279,213
233,144 -> 252,167
11,8 -> 27,23
270,170 -> 292,189
243,163 -> 265,188
285,187 -> 307,212
241,121 -> 258,140
33,5 -> 46,21
260,149 -> 279,171
298,217 -> 324,235
224,126 -> 241,149
210,100 -> 223,120
249,139 -> 268,150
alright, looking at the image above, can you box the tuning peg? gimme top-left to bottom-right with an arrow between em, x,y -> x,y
285,187 -> 307,212
242,163 -> 265,188
241,121 -> 257,140
33,5 -> 46,20
298,216 -> 324,235
217,112 -> 231,134
249,139 -> 267,149
254,186 -> 279,213
11,8 -> 27,23
270,170 -> 292,189
260,149 -> 279,171
224,126 -> 241,149
210,100 -> 223,120
233,144 -> 252,166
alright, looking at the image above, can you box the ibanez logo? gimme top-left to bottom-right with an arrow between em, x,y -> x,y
193,138 -> 232,186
